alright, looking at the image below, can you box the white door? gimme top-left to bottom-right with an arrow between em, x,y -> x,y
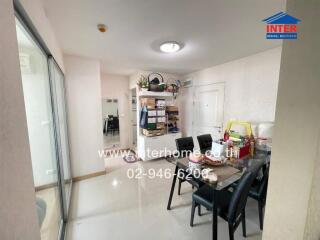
193,83 -> 224,149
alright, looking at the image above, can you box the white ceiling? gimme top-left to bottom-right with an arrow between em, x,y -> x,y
42,0 -> 285,76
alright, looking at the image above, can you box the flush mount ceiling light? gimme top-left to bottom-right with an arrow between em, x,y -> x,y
160,41 -> 181,53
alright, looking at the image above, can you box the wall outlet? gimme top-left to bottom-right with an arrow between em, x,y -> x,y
46,169 -> 57,175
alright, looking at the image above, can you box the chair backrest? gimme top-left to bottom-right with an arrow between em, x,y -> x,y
257,165 -> 270,199
107,118 -> 114,128
112,117 -> 119,128
197,134 -> 213,154
175,137 -> 194,157
249,160 -> 266,178
227,171 -> 256,223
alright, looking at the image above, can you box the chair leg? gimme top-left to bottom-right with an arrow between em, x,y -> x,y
242,209 -> 247,237
198,205 -> 201,216
167,166 -> 178,210
228,223 -> 234,240
178,179 -> 182,195
190,201 -> 196,227
258,201 -> 264,230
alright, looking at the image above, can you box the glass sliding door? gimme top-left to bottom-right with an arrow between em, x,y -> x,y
49,58 -> 72,218
15,19 -> 63,240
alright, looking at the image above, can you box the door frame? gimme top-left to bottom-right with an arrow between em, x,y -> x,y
48,57 -> 73,221
14,2 -> 71,239
128,87 -> 137,149
192,82 -> 225,144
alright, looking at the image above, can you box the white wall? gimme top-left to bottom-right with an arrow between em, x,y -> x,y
101,74 -> 130,148
19,0 -> 64,71
0,0 -> 40,238
263,1 -> 320,239
64,55 -> 105,177
304,142 -> 320,240
180,47 -> 282,136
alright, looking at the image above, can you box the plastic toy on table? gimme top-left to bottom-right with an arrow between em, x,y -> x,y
223,120 -> 255,159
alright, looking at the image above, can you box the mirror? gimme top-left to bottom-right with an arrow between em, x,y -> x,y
102,98 -> 120,148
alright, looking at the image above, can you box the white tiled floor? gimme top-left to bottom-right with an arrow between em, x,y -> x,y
66,158 -> 262,240
103,134 -> 120,149
36,188 -> 61,240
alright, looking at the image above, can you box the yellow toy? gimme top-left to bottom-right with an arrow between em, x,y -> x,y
224,120 -> 255,158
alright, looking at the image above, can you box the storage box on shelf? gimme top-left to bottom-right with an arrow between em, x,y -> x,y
137,90 -> 181,161
140,97 -> 166,134
155,99 -> 166,108
141,97 -> 155,109
146,117 -> 156,130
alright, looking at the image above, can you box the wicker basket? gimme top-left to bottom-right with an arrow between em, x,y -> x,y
148,73 -> 165,92
142,128 -> 165,137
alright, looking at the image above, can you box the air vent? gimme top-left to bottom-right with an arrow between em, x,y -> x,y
182,79 -> 193,88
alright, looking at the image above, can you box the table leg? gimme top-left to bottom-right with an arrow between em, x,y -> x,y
167,165 -> 178,210
212,190 -> 218,240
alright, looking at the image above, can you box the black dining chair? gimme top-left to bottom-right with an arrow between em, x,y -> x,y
197,134 -> 213,154
248,164 -> 269,230
229,160 -> 268,231
190,171 -> 256,240
106,117 -> 114,135
112,117 -> 119,135
176,137 -> 194,157
175,137 -> 204,195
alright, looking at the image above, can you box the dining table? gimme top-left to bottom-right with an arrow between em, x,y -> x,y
166,151 -> 270,240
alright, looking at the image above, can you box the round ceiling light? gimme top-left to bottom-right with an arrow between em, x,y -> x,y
160,41 -> 181,53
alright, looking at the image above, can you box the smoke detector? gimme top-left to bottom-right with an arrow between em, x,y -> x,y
97,24 -> 108,33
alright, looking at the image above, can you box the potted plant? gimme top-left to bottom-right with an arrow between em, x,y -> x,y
137,75 -> 148,91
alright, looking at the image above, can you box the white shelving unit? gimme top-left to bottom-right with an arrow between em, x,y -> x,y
137,90 -> 176,97
136,90 -> 181,161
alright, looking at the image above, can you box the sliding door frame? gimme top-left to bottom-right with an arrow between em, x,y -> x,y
48,57 -> 73,221
14,1 -> 72,239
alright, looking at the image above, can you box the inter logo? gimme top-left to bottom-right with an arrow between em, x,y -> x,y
263,12 -> 301,39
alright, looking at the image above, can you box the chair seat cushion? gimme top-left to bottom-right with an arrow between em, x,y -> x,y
248,185 -> 260,200
233,178 -> 262,200
193,185 -> 233,220
193,185 -> 214,208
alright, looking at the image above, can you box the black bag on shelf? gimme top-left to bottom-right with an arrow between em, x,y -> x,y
140,106 -> 148,128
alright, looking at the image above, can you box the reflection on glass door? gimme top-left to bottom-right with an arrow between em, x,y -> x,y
49,58 -> 72,217
16,20 -> 63,240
